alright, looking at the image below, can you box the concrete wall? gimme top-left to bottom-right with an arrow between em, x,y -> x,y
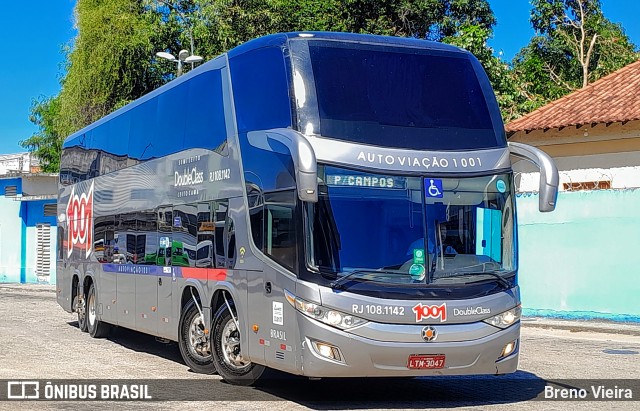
509,120 -> 640,191
21,174 -> 58,196
516,189 -> 640,320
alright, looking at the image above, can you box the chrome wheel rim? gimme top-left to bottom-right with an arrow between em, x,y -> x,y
76,295 -> 86,325
188,314 -> 211,360
221,317 -> 250,369
88,291 -> 96,326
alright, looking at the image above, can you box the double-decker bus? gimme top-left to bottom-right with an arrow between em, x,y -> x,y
57,32 -> 558,385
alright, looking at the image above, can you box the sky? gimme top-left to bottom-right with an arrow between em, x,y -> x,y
0,1 -> 639,155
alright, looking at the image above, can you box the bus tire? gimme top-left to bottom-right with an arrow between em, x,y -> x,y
86,283 -> 110,338
212,303 -> 265,386
75,283 -> 88,332
178,299 -> 216,374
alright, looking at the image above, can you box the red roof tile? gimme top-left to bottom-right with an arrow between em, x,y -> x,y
505,59 -> 640,133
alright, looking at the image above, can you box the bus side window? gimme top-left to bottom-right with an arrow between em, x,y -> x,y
214,200 -> 228,268
196,202 -> 215,268
57,226 -> 65,262
263,190 -> 298,272
94,215 -> 115,263
247,182 -> 264,251
173,204 -> 199,267
226,217 -> 235,268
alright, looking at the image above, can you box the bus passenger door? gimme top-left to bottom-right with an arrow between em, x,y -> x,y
156,206 -> 175,340
246,191 -> 299,372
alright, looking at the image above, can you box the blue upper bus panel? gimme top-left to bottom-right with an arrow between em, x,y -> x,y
61,32 -> 505,185
227,32 -> 505,151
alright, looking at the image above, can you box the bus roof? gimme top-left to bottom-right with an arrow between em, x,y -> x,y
226,31 -> 464,58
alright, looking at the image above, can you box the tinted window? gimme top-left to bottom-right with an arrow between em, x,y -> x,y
230,46 -> 292,133
136,211 -> 158,265
60,70 -> 228,185
214,201 -> 228,268
185,70 -> 228,154
173,204 -> 198,267
94,216 -> 115,263
309,44 -> 499,150
157,207 -> 173,266
263,190 -> 298,271
115,213 -> 136,264
196,202 -> 215,268
247,183 -> 264,251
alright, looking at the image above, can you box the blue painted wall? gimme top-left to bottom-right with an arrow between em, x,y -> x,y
0,178 -> 57,284
516,189 -> 640,321
23,200 -> 57,284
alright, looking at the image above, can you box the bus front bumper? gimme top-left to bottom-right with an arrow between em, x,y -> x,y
298,317 -> 520,378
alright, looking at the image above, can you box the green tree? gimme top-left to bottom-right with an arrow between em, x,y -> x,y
152,0 -> 513,115
24,0 -> 165,169
149,0 -> 499,61
20,96 -> 63,173
56,0 -> 163,137
511,0 -> 638,115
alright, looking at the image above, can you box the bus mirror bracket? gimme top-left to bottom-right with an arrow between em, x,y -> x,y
508,142 -> 559,212
248,129 -> 318,203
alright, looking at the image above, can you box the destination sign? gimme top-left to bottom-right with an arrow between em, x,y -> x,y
326,174 -> 406,189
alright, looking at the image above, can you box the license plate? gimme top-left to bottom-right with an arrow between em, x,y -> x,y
407,354 -> 445,369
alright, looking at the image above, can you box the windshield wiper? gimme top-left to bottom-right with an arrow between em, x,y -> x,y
329,269 -> 403,291
432,272 -> 512,290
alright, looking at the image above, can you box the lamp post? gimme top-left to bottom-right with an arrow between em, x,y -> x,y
156,49 -> 203,76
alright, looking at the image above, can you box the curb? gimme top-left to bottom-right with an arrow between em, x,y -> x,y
522,317 -> 640,337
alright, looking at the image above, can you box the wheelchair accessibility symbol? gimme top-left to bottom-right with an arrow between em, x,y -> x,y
425,178 -> 444,198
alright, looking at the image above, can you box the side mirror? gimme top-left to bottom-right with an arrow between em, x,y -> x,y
508,142 -> 559,212
247,129 -> 318,202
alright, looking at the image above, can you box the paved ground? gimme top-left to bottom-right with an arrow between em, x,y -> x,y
0,283 -> 638,410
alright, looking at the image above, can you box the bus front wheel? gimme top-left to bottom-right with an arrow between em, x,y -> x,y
212,303 -> 265,386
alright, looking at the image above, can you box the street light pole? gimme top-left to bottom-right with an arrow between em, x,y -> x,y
155,49 -> 203,77
154,0 -> 200,71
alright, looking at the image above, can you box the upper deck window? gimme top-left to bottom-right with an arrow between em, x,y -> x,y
306,43 -> 501,150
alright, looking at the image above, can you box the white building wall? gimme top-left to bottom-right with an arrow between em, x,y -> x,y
0,153 -> 36,175
513,151 -> 640,192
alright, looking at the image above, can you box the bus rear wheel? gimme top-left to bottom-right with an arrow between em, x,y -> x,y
178,299 -> 216,374
75,283 -> 87,332
87,283 -> 110,338
212,303 -> 265,386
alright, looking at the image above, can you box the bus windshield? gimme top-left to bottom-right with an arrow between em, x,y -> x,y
306,165 -> 516,288
299,41 -> 502,150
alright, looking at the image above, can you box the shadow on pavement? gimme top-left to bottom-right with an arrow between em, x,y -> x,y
67,321 -> 184,365
250,371 -> 546,408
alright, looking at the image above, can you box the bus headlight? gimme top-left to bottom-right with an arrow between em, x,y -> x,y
285,289 -> 367,330
483,305 -> 521,329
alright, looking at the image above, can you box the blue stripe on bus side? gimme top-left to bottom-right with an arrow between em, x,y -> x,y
102,264 -> 177,277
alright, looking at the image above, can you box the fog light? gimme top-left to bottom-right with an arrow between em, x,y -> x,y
311,340 -> 343,363
499,339 -> 518,359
